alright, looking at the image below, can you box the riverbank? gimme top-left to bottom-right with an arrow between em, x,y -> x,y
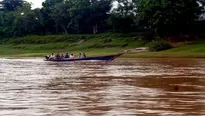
0,34 -> 204,58
124,40 -> 205,58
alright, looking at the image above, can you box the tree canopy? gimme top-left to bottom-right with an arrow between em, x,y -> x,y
0,0 -> 204,38
135,0 -> 204,36
1,0 -> 24,11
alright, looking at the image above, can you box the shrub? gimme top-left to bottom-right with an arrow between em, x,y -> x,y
104,39 -> 112,43
147,38 -> 172,51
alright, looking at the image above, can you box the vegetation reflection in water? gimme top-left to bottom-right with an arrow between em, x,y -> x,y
0,58 -> 205,116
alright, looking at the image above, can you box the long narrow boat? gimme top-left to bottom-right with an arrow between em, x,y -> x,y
44,53 -> 123,62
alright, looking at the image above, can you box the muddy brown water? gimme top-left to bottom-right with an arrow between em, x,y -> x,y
0,58 -> 205,116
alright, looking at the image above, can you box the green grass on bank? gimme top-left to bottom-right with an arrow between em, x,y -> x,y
0,33 -> 147,57
0,34 -> 204,58
124,40 -> 205,58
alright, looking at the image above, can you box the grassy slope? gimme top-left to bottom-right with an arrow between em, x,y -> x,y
0,34 -> 204,58
124,40 -> 205,58
0,34 -> 147,57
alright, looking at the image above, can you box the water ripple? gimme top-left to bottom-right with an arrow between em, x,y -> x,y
0,58 -> 205,116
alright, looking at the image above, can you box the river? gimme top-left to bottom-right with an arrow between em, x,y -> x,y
0,58 -> 205,116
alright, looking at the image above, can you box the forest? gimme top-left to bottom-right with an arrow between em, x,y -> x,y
0,0 -> 205,39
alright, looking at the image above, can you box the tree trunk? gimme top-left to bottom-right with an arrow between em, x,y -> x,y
13,31 -> 17,37
45,28 -> 48,35
93,24 -> 98,34
56,24 -> 59,33
96,24 -> 98,33
93,26 -> 95,34
63,26 -> 68,35
77,23 -> 80,34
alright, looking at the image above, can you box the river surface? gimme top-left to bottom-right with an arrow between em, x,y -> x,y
0,58 -> 205,116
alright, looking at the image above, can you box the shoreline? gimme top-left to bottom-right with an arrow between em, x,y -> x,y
0,35 -> 204,59
0,52 -> 204,59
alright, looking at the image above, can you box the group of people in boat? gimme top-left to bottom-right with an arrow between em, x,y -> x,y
46,52 -> 86,60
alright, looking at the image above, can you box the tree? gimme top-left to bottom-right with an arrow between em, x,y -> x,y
50,1 -> 71,34
108,14 -> 135,32
12,2 -> 39,36
112,0 -> 136,16
1,0 -> 24,11
86,0 -> 112,34
67,0 -> 112,34
41,0 -> 64,34
109,0 -> 137,32
0,11 -> 15,37
67,0 -> 90,33
134,0 -> 204,36
42,0 -> 64,9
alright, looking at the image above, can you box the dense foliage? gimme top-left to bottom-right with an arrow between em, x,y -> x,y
135,0 -> 204,36
147,38 -> 172,51
0,0 -> 204,38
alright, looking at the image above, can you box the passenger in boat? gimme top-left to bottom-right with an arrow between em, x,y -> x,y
56,53 -> 61,60
83,53 -> 86,58
45,55 -> 49,60
65,53 -> 69,59
49,53 -> 55,59
60,54 -> 65,60
70,54 -> 74,59
78,53 -> 82,58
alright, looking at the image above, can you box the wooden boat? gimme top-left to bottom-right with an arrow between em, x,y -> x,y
44,53 -> 123,62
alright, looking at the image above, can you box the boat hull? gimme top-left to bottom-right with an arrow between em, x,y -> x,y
44,53 -> 123,62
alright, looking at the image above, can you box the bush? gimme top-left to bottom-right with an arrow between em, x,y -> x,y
147,38 -> 172,51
